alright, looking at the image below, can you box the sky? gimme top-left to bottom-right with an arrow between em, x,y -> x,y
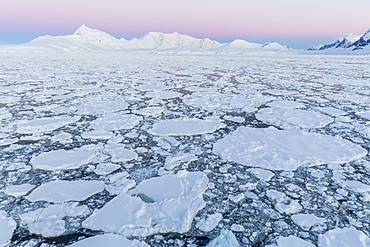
0,0 -> 370,49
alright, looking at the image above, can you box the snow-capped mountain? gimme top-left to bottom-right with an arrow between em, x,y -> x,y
0,24 -> 293,53
309,29 -> 370,53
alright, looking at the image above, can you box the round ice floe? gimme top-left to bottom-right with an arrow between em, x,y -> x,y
91,113 -> 142,131
27,180 -> 105,203
83,171 -> 209,236
67,233 -> 149,247
277,236 -> 315,247
150,118 -> 225,136
16,116 -> 80,134
4,183 -> 35,197
256,108 -> 333,129
318,227 -> 370,247
0,211 -> 17,247
213,127 -> 367,170
30,148 -> 95,170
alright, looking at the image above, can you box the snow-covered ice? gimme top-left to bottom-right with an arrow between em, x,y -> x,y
27,180 -> 105,202
213,126 -> 367,170
291,213 -> 326,231
277,236 -> 315,247
3,183 -> 35,197
83,171 -> 208,236
67,233 -> 149,247
0,211 -> 17,247
206,230 -> 241,247
318,227 -> 370,247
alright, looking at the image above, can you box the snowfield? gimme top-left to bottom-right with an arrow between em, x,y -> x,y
0,53 -> 370,246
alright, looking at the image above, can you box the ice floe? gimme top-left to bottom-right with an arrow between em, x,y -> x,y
83,171 -> 208,236
3,183 -> 35,197
30,148 -> 95,170
20,202 -> 89,238
16,116 -> 80,134
67,233 -> 149,247
277,236 -> 315,247
91,113 -> 142,131
196,212 -> 222,232
0,211 -> 17,247
318,227 -> 370,247
27,180 -> 105,202
206,230 -> 241,247
291,213 -> 326,231
213,126 -> 367,170
150,118 -> 225,136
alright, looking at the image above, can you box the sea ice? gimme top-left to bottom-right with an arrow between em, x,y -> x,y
291,213 -> 326,231
256,108 -> 333,129
150,118 -> 225,136
267,100 -> 306,109
196,213 -> 222,232
81,129 -> 113,140
83,171 -> 208,236
104,144 -> 138,163
16,116 -> 80,134
30,148 -> 95,170
315,107 -> 347,116
277,236 -> 315,247
91,113 -> 142,131
20,202 -> 89,238
213,126 -> 367,170
357,111 -> 370,120
0,138 -> 18,146
27,180 -> 105,202
67,233 -> 149,247
206,230 -> 241,247
3,183 -> 35,197
318,227 -> 370,247
0,211 -> 17,247
94,163 -> 121,175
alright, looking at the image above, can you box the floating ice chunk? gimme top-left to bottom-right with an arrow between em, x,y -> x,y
30,148 -> 95,170
27,180 -> 105,203
213,127 -> 367,170
51,132 -> 73,144
248,168 -> 274,181
104,144 -> 138,163
20,202 -> 89,238
67,233 -> 149,247
134,107 -> 164,117
206,230 -> 241,247
0,138 -> 18,146
196,213 -> 222,232
291,214 -> 326,230
0,108 -> 12,119
105,172 -> 136,195
357,111 -> 370,120
16,116 -> 80,134
0,211 -> 17,247
267,100 -> 306,109
81,130 -> 113,140
94,163 -> 120,175
164,152 -> 197,170
256,108 -> 333,129
315,107 -> 347,116
76,99 -> 129,115
223,116 -> 244,123
83,171 -> 208,236
230,224 -> 244,232
277,236 -> 315,247
92,113 -> 142,131
3,183 -> 35,197
341,180 -> 370,193
150,118 -> 225,136
266,190 -> 302,214
318,227 -> 370,247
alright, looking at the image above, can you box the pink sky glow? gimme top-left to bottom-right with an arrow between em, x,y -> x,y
1,0 -> 369,48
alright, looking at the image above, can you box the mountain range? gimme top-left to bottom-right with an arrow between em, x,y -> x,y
0,25 -> 293,53
309,29 -> 370,53
0,25 -> 369,54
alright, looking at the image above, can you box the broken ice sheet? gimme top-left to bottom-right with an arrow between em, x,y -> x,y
27,180 -> 105,203
91,113 -> 142,131
16,116 -> 80,134
82,171 -> 208,237
149,118 -> 225,136
196,213 -> 222,232
67,233 -> 149,247
20,202 -> 89,238
213,126 -> 367,170
30,148 -> 95,170
0,211 -> 17,247
206,230 -> 241,247
318,227 -> 370,247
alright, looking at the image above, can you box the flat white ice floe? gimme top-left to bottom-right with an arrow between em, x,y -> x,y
196,213 -> 222,232
91,113 -> 142,131
3,183 -> 35,197
81,129 -> 113,140
206,230 -> 241,247
213,127 -> 367,170
277,236 -> 315,247
30,148 -> 95,170
67,233 -> 149,247
256,108 -> 333,129
27,180 -> 105,202
16,116 -> 80,134
318,227 -> 370,247
150,118 -> 225,136
20,202 -> 89,238
291,213 -> 326,230
83,171 -> 208,236
0,211 -> 17,247
357,111 -> 370,120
